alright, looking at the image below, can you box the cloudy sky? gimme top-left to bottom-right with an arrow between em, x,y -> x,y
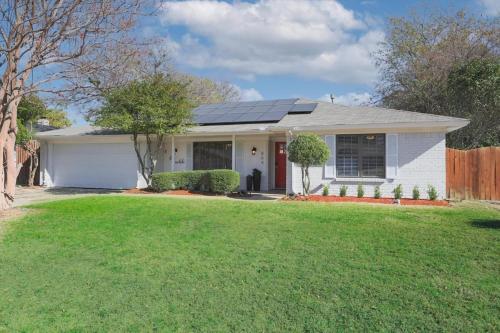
151,0 -> 497,106
67,0 -> 498,124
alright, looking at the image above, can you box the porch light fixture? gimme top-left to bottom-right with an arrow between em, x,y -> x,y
251,147 -> 257,155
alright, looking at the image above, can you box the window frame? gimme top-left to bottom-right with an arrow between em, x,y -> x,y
335,134 -> 386,178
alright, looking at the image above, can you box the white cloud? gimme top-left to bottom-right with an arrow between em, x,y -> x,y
232,85 -> 264,101
478,0 -> 500,16
160,0 -> 384,84
319,92 -> 371,106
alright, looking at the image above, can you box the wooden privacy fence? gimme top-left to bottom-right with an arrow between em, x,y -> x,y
16,140 -> 40,186
446,147 -> 500,201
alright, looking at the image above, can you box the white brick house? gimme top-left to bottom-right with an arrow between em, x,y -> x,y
36,99 -> 468,199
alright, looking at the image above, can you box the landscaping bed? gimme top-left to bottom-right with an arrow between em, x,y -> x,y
285,195 -> 449,206
126,188 -> 204,196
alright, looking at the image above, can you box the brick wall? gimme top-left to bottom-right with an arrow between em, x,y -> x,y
290,132 -> 446,199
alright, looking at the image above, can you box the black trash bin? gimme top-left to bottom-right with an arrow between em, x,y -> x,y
246,175 -> 253,192
252,169 -> 262,192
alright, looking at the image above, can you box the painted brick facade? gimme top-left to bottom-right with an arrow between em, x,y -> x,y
290,132 -> 446,199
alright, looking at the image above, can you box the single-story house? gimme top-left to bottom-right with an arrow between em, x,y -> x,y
36,98 -> 468,199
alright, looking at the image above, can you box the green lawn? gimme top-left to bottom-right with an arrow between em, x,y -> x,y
0,197 -> 499,332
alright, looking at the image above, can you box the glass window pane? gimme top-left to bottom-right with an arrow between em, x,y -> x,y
193,141 -> 232,170
336,134 -> 385,178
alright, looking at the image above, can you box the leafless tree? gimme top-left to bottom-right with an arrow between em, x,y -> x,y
0,0 -> 144,209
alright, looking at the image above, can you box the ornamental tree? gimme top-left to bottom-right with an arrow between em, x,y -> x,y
89,74 -> 193,186
287,134 -> 330,195
17,95 -> 71,186
0,0 -> 143,209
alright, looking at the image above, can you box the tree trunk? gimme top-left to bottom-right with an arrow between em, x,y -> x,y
0,126 -> 17,209
132,133 -> 163,188
304,167 -> 310,195
27,145 -> 39,187
301,166 -> 311,196
0,101 -> 22,209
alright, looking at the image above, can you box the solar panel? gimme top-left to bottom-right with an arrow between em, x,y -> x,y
269,104 -> 294,112
192,99 -> 317,125
289,103 -> 317,113
274,98 -> 299,105
251,100 -> 276,106
238,112 -> 266,122
257,111 -> 288,122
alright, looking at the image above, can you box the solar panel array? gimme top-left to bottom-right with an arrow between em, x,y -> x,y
193,99 -> 317,125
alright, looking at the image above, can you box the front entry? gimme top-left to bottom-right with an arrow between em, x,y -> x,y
275,142 -> 286,189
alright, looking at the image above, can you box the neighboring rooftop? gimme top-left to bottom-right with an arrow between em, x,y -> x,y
36,98 -> 469,138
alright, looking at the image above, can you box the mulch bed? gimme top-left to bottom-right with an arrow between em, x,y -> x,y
125,188 -> 203,196
284,195 -> 449,207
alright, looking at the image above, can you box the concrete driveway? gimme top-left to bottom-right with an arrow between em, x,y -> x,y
13,186 -> 122,207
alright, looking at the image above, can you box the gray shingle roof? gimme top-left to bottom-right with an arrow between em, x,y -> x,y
36,98 -> 469,138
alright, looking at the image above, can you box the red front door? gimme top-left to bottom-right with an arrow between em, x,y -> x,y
275,142 -> 286,189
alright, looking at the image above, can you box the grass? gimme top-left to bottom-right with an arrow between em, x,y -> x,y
0,196 -> 499,332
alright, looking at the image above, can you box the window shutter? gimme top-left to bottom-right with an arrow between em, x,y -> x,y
386,134 -> 398,179
185,142 -> 193,170
235,140 -> 244,172
324,135 -> 336,178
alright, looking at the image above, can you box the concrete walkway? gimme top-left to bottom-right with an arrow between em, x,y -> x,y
13,187 -> 285,207
13,187 -> 122,207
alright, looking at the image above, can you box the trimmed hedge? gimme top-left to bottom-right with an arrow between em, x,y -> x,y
206,169 -> 240,194
151,169 -> 240,194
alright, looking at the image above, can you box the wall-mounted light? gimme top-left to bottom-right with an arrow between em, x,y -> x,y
251,147 -> 257,155
174,148 -> 178,153
366,135 -> 375,140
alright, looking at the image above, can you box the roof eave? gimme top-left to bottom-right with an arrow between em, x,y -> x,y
271,120 -> 470,133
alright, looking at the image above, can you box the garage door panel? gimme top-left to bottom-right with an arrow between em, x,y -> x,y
52,143 -> 139,189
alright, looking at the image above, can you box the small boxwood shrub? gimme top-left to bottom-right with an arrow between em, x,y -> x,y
339,185 -> 348,197
322,184 -> 329,196
392,184 -> 403,200
207,169 -> 240,194
427,185 -> 438,200
374,185 -> 381,199
151,171 -> 206,191
412,185 -> 420,200
357,184 -> 364,198
151,169 -> 240,194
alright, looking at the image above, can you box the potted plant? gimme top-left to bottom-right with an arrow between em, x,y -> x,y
252,168 -> 262,191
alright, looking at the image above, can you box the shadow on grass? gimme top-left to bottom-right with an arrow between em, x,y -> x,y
470,219 -> 500,229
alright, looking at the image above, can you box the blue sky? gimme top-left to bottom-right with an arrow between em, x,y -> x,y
69,0 -> 497,125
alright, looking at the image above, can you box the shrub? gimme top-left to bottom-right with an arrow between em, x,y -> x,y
392,184 -> 403,200
412,185 -> 420,200
151,170 -> 205,192
374,185 -> 381,199
427,185 -> 438,200
357,184 -> 364,198
322,184 -> 329,196
151,169 -> 240,194
339,185 -> 348,197
287,134 -> 329,195
207,169 -> 240,194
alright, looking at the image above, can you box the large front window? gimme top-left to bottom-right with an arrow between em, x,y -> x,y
193,141 -> 232,170
336,134 -> 385,178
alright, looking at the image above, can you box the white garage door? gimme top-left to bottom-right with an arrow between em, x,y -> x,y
52,143 -> 140,189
